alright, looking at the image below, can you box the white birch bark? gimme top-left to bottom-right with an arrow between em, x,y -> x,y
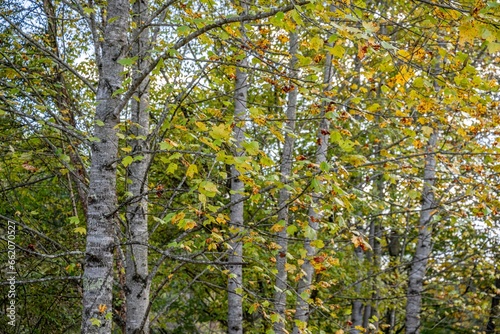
362,179 -> 383,331
81,0 -> 129,333
350,245 -> 365,334
228,7 -> 248,332
292,51 -> 334,334
125,0 -> 151,332
273,31 -> 299,334
404,131 -> 438,334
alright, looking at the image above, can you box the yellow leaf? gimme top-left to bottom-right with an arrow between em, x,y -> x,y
183,219 -> 197,230
195,121 -> 208,131
171,212 -> 185,224
74,227 -> 86,235
397,49 -> 411,59
457,127 -> 468,138
421,126 -> 434,137
254,117 -> 267,125
174,124 -> 188,131
309,36 -> 324,51
121,146 -> 132,153
413,139 -> 424,149
417,117 -> 428,125
329,44 -> 345,58
216,214 -> 228,224
186,164 -> 198,178
209,124 -> 231,140
200,137 -> 220,151
270,222 -> 285,232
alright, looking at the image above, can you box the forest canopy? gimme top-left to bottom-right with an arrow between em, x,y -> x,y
0,0 -> 499,333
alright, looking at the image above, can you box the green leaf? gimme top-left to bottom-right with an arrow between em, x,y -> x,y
304,225 -> 316,239
152,57 -> 164,75
74,227 -> 86,235
311,178 -> 321,192
95,120 -> 105,126
122,156 -> 134,167
209,124 -> 231,140
167,163 -> 178,174
199,181 -> 219,197
59,154 -> 70,163
413,77 -> 425,88
90,318 -> 101,327
83,7 -> 95,14
487,41 -> 500,54
242,141 -> 260,156
248,303 -> 258,315
186,164 -> 198,178
117,57 -> 138,66
320,161 -> 330,172
309,36 -> 323,51
408,189 -> 420,199
329,44 -> 345,58
311,239 -> 325,248
275,11 -> 285,22
260,156 -> 274,167
286,225 -> 298,235
177,25 -> 191,36
330,130 -> 342,144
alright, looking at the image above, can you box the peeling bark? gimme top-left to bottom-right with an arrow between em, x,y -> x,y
351,245 -> 365,334
404,131 -> 438,334
125,0 -> 151,332
292,49 -> 334,334
228,7 -> 248,333
273,31 -> 299,334
81,1 -> 129,333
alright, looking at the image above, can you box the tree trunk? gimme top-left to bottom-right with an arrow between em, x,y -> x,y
351,246 -> 365,334
363,180 -> 382,332
404,131 -> 438,334
384,228 -> 401,334
273,31 -> 299,334
125,0 -> 151,332
486,275 -> 500,333
81,1 -> 129,333
228,8 -> 248,333
292,50 -> 333,334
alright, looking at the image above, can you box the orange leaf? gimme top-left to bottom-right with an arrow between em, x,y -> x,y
98,304 -> 107,314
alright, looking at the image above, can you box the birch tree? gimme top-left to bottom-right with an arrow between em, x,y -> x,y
81,0 -> 129,332
228,3 -> 249,332
274,31 -> 299,334
293,48 -> 334,334
404,130 -> 438,334
125,0 -> 151,332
